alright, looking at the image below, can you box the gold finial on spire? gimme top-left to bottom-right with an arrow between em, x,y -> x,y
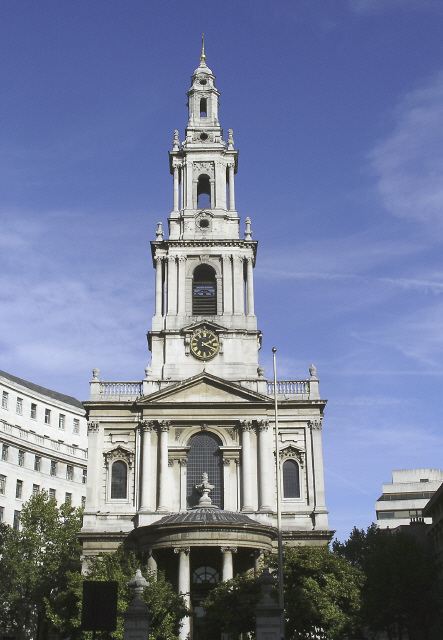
200,33 -> 206,62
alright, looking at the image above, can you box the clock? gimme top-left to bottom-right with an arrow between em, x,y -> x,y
190,327 -> 220,360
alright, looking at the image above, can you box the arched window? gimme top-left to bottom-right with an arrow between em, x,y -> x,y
187,432 -> 223,508
193,566 -> 219,584
200,98 -> 207,117
111,460 -> 127,499
192,264 -> 217,315
197,174 -> 211,209
283,459 -> 300,498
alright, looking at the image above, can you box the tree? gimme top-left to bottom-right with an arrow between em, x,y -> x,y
274,546 -> 363,640
333,524 -> 443,640
46,544 -> 189,640
203,546 -> 363,640
0,490 -> 83,640
202,572 -> 261,638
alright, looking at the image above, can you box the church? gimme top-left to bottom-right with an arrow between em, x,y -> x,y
80,44 -> 332,639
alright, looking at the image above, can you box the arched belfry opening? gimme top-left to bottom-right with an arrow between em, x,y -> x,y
187,431 -> 223,508
192,264 -> 217,315
200,98 -> 207,117
197,174 -> 211,209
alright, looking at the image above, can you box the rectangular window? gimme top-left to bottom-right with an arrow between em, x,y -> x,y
32,484 -> 39,495
34,455 -> 41,472
44,408 -> 51,425
81,495 -> 86,508
18,450 -> 25,467
16,397 -> 23,415
16,480 -> 23,499
65,492 -> 72,504
30,403 -> 37,419
50,460 -> 57,476
66,465 -> 73,481
2,391 -> 8,409
49,488 -> 56,500
2,445 -> 8,461
13,510 -> 20,531
0,475 -> 5,494
59,414 -> 65,430
82,469 -> 87,484
73,418 -> 80,434
0,506 -> 3,522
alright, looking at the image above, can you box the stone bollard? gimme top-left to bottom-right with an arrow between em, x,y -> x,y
123,569 -> 150,640
254,568 -> 284,640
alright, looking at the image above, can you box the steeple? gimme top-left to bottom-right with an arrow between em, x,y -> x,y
149,46 -> 260,383
168,43 -> 238,241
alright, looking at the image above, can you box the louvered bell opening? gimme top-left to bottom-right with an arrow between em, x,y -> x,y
193,264 -> 217,315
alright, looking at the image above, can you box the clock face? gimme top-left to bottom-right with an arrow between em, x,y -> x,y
190,328 -> 220,361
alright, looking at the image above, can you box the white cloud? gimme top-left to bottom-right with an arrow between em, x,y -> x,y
348,0 -> 442,15
370,71 -> 443,233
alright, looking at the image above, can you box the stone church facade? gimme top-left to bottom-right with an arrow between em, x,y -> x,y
80,46 -> 331,639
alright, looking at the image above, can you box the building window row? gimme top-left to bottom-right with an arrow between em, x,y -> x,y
0,451 -> 83,485
0,494 -> 84,531
1,390 -> 81,434
377,509 -> 423,520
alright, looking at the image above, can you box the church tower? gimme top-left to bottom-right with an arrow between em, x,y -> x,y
148,43 -> 260,384
81,44 -> 331,640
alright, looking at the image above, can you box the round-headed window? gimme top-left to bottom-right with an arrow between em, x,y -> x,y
283,459 -> 300,498
111,460 -> 127,499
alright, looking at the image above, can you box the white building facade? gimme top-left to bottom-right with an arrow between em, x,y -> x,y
376,468 -> 443,529
80,47 -> 331,640
0,369 -> 88,528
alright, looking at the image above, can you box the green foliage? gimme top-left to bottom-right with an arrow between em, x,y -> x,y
333,523 -> 443,639
0,492 -> 186,640
0,490 -> 83,640
46,544 -> 188,640
273,546 -> 363,640
202,546 -> 362,640
202,571 -> 261,638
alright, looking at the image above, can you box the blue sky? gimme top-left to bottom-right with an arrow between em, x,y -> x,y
2,0 -> 443,541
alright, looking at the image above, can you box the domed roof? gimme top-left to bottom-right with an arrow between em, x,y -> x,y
193,60 -> 213,76
154,508 -> 263,527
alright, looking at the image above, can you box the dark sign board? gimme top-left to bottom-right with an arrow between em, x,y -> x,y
81,580 -> 118,631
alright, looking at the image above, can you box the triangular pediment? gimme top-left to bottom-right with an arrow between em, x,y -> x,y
181,320 -> 227,334
138,372 -> 271,405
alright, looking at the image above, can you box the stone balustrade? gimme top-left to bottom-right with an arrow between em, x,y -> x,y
266,380 -> 310,396
90,378 -> 317,400
0,419 -> 88,460
99,382 -> 143,398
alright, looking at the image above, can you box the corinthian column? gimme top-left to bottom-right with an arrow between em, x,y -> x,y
246,256 -> 255,316
157,421 -> 170,512
155,256 -> 163,316
167,256 -> 177,315
233,255 -> 244,315
86,421 -> 101,511
175,547 -> 191,640
309,419 -> 328,529
178,256 -> 187,314
228,164 -> 235,211
139,421 -> 154,512
221,547 -> 237,581
240,420 -> 253,512
222,255 -> 233,315
173,166 -> 180,212
257,420 -> 272,511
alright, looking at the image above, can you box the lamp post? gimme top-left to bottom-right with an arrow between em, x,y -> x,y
272,347 -> 285,639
